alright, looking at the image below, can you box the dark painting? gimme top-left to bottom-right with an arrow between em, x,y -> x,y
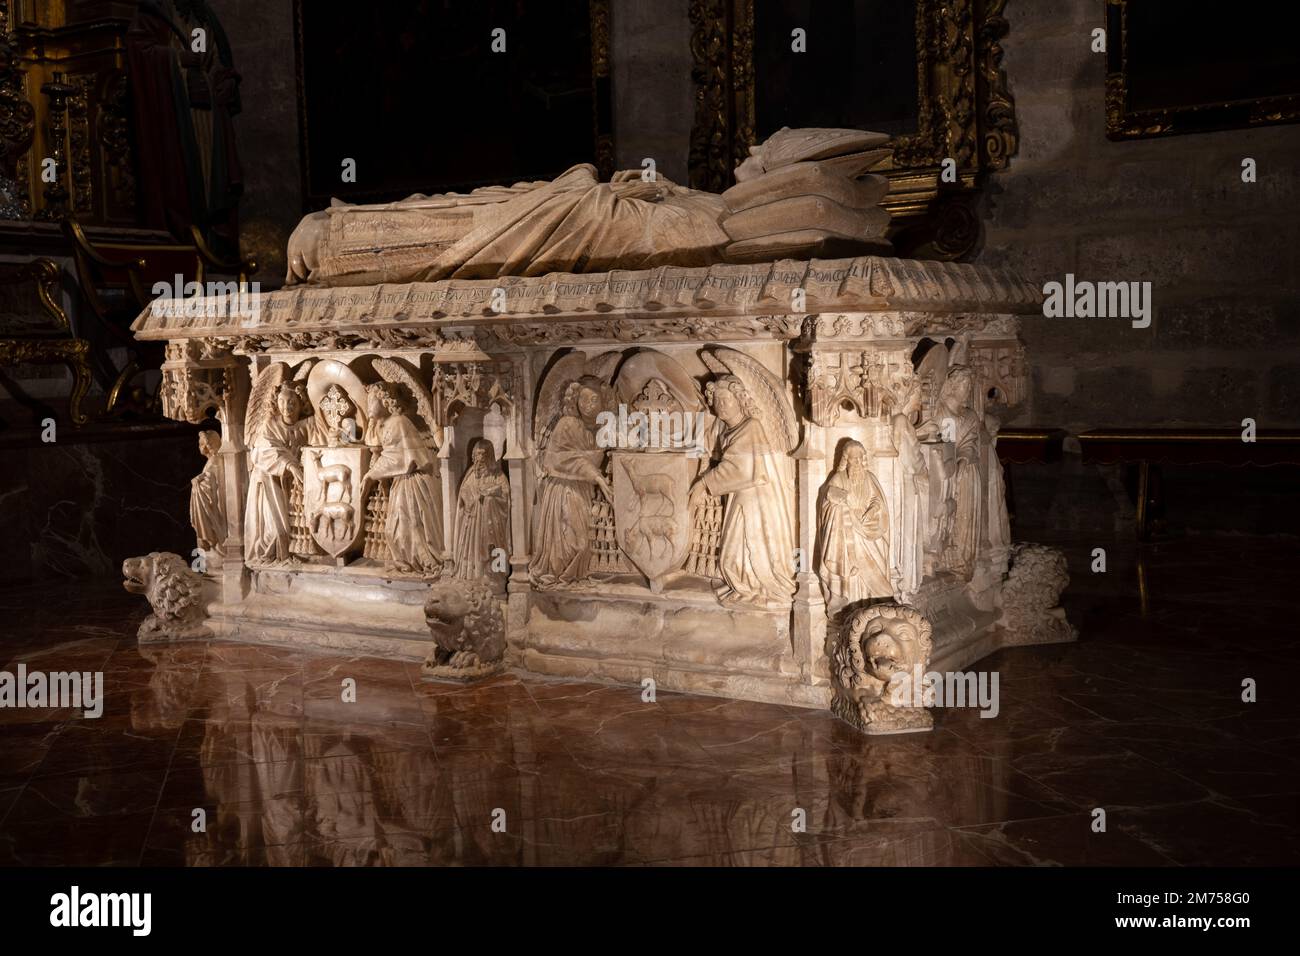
753,0 -> 919,139
1108,0 -> 1300,138
295,0 -> 607,208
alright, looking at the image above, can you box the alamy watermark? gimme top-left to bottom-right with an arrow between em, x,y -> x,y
149,275 -> 260,321
889,665 -> 1000,718
0,665 -> 103,718
1042,273 -> 1151,329
595,404 -> 708,457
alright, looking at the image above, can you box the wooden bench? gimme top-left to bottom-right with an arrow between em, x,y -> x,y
1078,428 -> 1300,540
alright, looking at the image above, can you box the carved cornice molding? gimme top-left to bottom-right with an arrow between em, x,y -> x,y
133,257 -> 1042,342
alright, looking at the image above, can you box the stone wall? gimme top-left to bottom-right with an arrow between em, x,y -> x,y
980,0 -> 1300,433
218,0 -> 1300,430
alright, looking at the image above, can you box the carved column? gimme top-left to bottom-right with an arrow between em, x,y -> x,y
791,424 -> 827,682
438,428 -> 455,563
503,360 -> 532,652
159,338 -> 247,606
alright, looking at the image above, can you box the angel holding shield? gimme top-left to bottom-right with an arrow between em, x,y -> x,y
688,350 -> 797,609
362,381 -> 443,574
529,375 -> 612,588
245,380 -> 317,564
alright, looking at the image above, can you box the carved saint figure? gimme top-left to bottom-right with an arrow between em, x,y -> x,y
929,366 -> 983,577
244,383 -> 309,563
362,382 -> 443,574
689,375 -> 795,608
190,429 -> 225,555
530,377 -> 611,588
452,440 -> 511,584
985,412 -> 1011,554
816,440 -> 892,607
890,381 -> 931,596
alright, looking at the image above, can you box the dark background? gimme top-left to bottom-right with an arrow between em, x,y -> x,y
753,0 -> 919,139
297,0 -> 603,206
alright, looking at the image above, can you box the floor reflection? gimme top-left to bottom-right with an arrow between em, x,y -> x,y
1,537 -> 1298,866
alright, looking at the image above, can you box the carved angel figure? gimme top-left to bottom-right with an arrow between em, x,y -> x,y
451,440 -> 510,585
362,382 -> 443,574
689,348 -> 797,609
889,380 -> 930,596
529,375 -> 612,588
928,365 -> 984,578
245,373 -> 316,564
816,439 -> 891,608
190,429 -> 225,554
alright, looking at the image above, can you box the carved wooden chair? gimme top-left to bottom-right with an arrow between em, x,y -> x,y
0,257 -> 92,427
61,219 -> 257,413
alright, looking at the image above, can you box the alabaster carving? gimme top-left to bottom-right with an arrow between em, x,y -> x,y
122,552 -> 212,641
362,381 -> 443,575
128,129 -> 1076,735
530,366 -> 614,589
927,365 -> 984,579
889,381 -> 930,598
450,440 -> 510,587
1000,543 -> 1076,646
691,348 -> 798,609
286,127 -> 892,287
422,579 -> 506,680
244,375 -> 316,564
831,602 -> 934,735
190,430 -> 226,554
816,439 -> 892,610
985,413 -> 1012,555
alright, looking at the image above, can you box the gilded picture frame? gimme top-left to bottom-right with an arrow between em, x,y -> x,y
1104,0 -> 1300,141
688,0 -> 1019,259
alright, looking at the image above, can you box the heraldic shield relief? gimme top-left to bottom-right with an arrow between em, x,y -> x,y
304,444 -> 371,559
611,449 -> 693,593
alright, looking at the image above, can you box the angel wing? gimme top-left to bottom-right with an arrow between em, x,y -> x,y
533,351 -> 591,449
702,346 -> 799,453
374,357 -> 440,448
533,350 -> 620,454
244,361 -> 289,456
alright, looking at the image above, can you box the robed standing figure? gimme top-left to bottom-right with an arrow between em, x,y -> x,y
816,439 -> 892,607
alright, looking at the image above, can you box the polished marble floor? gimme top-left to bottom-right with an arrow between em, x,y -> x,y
1,536 -> 1297,866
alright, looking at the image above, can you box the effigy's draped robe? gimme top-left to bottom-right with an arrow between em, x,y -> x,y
452,465 -> 510,581
312,165 -> 731,286
817,468 -> 892,603
369,414 -> 442,572
700,417 -> 796,607
530,415 -> 605,586
245,416 -> 306,562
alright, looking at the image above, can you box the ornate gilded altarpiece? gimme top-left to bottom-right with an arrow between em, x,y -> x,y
688,0 -> 1018,260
